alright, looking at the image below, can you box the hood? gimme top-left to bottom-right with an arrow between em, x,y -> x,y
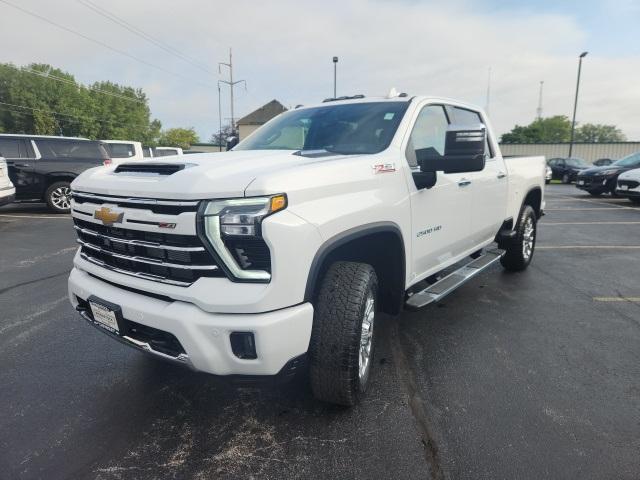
71,149 -> 353,200
580,165 -> 625,175
618,168 -> 640,180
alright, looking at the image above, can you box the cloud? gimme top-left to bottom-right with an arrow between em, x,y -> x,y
1,0 -> 638,140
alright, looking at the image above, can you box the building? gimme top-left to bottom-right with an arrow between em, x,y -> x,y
499,142 -> 640,163
236,100 -> 287,140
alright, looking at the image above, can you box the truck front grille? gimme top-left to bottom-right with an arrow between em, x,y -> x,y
73,218 -> 224,286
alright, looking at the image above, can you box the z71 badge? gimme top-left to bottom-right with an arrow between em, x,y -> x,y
373,163 -> 396,174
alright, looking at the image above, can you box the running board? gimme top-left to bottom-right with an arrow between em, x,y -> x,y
405,249 -> 504,310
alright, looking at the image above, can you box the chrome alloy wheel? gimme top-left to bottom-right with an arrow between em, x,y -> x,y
522,216 -> 535,260
358,294 -> 375,386
51,186 -> 71,210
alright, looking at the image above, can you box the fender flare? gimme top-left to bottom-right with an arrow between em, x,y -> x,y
304,221 -> 406,304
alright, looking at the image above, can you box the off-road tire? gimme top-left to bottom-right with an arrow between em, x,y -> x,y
500,205 -> 537,272
45,181 -> 72,213
309,261 -> 378,406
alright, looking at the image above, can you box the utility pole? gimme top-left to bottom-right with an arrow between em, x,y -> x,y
333,57 -> 338,98
219,48 -> 246,136
536,81 -> 544,120
217,81 -> 222,152
485,67 -> 491,115
569,51 -> 588,158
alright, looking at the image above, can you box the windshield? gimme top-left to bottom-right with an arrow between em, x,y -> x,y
613,152 -> 640,167
235,101 -> 410,154
566,158 -> 589,167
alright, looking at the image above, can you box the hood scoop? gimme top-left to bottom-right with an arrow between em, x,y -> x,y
114,163 -> 188,176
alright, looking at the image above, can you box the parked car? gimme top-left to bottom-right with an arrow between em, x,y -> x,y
0,156 -> 16,206
616,168 -> 640,204
102,140 -> 144,165
545,165 -> 552,184
0,134 -> 110,213
153,146 -> 184,157
68,93 -> 546,406
576,152 -> 640,196
615,168 -> 640,204
593,158 -> 613,167
547,157 -> 590,183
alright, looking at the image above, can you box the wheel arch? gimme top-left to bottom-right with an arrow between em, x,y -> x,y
304,222 -> 406,315
522,187 -> 542,219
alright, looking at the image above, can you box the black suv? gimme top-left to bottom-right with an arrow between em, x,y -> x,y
0,135 -> 109,213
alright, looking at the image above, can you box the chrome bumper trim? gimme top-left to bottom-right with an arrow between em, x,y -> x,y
76,307 -> 193,368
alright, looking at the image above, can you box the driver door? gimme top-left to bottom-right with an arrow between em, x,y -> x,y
403,104 -> 473,279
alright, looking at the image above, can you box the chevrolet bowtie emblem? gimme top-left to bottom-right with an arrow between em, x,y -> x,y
94,207 -> 124,225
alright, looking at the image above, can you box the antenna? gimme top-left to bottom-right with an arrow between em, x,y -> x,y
536,81 -> 544,120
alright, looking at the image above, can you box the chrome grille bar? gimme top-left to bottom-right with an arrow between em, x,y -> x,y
72,191 -> 199,207
74,225 -> 205,252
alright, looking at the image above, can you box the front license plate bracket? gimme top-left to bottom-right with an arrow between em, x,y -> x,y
88,295 -> 124,335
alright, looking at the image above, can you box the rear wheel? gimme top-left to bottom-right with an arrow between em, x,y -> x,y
500,205 -> 537,272
309,261 -> 378,406
45,181 -> 72,213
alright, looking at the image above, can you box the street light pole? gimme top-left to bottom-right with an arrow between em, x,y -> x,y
569,51 -> 588,158
333,56 -> 338,98
217,81 -> 222,152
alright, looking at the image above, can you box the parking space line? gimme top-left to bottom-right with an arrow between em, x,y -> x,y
541,221 -> 640,226
547,194 -> 637,209
545,207 -> 632,211
0,214 -> 70,219
593,297 -> 640,302
537,245 -> 640,249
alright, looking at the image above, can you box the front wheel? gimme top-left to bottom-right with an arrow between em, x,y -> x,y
45,181 -> 72,213
561,173 -> 571,184
501,205 -> 537,272
309,261 -> 378,406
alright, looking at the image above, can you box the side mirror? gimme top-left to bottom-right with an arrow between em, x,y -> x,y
417,124 -> 486,174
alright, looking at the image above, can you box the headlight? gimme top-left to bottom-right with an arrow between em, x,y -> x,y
599,169 -> 618,176
200,194 -> 287,282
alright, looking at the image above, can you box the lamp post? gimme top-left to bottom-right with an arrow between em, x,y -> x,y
568,51 -> 588,158
333,56 -> 338,98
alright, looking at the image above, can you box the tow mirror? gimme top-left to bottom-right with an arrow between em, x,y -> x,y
417,124 -> 486,174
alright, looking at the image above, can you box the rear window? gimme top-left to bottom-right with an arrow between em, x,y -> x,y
106,143 -> 136,159
153,148 -> 178,157
35,140 -> 108,160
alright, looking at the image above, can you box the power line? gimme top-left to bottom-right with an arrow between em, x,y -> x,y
0,101 -> 151,128
19,66 -> 146,104
77,0 -> 215,75
0,0 -> 216,89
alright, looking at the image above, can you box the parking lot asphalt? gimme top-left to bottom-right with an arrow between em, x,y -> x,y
1,184 -> 639,480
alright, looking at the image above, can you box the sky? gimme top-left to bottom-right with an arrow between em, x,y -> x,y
0,0 -> 639,141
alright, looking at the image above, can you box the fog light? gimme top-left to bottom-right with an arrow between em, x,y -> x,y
230,332 -> 257,359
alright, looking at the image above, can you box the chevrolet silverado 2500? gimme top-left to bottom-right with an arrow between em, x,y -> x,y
68,93 -> 546,406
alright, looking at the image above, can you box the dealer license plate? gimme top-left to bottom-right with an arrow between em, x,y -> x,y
578,180 -> 585,185
89,300 -> 120,333
620,185 -> 629,190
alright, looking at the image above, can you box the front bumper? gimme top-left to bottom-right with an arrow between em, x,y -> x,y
575,175 -> 615,192
68,267 -> 314,376
616,188 -> 640,198
0,186 -> 15,206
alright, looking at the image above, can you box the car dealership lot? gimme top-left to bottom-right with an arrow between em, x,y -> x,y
1,184 -> 639,480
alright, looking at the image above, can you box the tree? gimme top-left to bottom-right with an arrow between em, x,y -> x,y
501,116 -> 572,143
575,123 -> 626,143
209,124 -> 235,147
0,63 -> 163,143
158,127 -> 199,149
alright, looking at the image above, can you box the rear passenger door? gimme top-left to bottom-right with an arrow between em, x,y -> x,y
0,137 -> 37,199
448,106 -> 508,245
403,104 -> 473,278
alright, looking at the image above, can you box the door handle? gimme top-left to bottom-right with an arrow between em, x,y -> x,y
458,179 -> 472,187
497,171 -> 506,179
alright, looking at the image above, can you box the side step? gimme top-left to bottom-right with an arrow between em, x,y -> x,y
405,249 -> 504,310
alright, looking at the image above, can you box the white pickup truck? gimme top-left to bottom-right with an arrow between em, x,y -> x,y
68,93 -> 545,406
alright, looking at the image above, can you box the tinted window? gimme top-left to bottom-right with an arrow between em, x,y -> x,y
107,143 -> 136,158
405,105 -> 449,167
451,106 -> 492,158
143,147 -> 152,157
35,140 -> 107,159
236,102 -> 410,154
153,149 -> 178,157
566,158 -> 589,167
613,152 -> 640,167
0,138 -> 23,158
